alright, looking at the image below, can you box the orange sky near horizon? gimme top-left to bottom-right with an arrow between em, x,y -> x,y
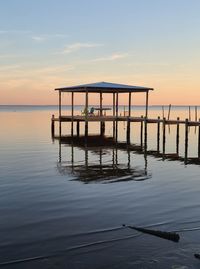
1,0 -> 200,106
1,74 -> 200,106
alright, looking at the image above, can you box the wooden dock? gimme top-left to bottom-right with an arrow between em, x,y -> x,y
52,115 -> 200,164
52,81 -> 200,163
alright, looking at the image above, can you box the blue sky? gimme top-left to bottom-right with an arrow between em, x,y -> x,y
1,0 -> 200,104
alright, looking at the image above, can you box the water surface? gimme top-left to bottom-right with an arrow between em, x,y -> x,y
1,106 -> 200,268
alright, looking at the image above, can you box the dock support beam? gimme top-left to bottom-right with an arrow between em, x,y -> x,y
128,92 -> 131,117
198,119 -> 200,158
144,117 -> 147,153
126,92 -> 131,144
140,115 -> 143,148
113,93 -> 116,139
85,90 -> 88,138
77,120 -> 80,136
115,92 -> 119,141
185,118 -> 189,164
59,90 -> 61,137
162,117 -> 166,156
157,116 -> 160,152
51,114 -> 55,138
71,92 -> 74,137
126,118 -> 130,144
176,117 -> 180,155
145,90 -> 149,118
100,92 -> 104,136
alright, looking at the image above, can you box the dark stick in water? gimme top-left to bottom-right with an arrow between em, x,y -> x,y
194,253 -> 200,259
123,224 -> 180,242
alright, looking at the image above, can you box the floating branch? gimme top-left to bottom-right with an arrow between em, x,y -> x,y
123,224 -> 180,242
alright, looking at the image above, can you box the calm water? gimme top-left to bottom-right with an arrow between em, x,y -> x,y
1,105 -> 200,268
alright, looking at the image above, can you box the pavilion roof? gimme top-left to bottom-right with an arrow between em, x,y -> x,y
55,81 -> 154,93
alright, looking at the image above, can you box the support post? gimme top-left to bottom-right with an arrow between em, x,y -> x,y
115,91 -> 119,141
185,118 -> 189,164
71,92 -> 74,136
116,91 -> 119,117
198,119 -> 200,158
140,115 -> 144,148
126,118 -> 130,144
85,90 -> 88,138
157,116 -> 160,152
145,90 -> 149,119
144,117 -> 147,153
113,93 -> 116,139
162,117 -> 166,156
77,120 -> 80,136
195,106 -> 198,134
176,117 -> 180,155
100,92 -> 104,136
59,90 -> 61,137
128,92 -> 131,117
51,114 -> 55,139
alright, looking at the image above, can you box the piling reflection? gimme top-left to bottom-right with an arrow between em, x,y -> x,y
55,132 -> 200,183
56,135 -> 150,183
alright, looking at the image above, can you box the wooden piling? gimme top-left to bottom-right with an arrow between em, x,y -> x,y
51,114 -> 55,137
185,118 -> 189,163
101,121 -> 105,136
162,106 -> 165,119
198,118 -> 200,158
76,120 -> 80,136
189,106 -> 191,121
100,92 -> 104,135
162,117 -> 166,155
140,115 -> 144,147
144,117 -> 147,152
113,93 -> 116,139
176,117 -> 180,155
85,90 -> 88,137
195,106 -> 198,134
71,92 -> 74,137
115,92 -> 119,141
126,118 -> 130,144
59,90 -> 61,137
157,116 -> 160,152
167,104 -> 171,120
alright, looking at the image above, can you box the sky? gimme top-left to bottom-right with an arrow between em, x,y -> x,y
0,0 -> 200,105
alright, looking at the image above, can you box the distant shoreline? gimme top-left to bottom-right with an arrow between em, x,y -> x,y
0,105 -> 200,107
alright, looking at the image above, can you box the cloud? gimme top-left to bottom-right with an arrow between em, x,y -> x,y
31,34 -> 67,42
32,36 -> 46,42
0,64 -> 21,71
61,42 -> 103,54
0,30 -> 31,35
91,53 -> 128,62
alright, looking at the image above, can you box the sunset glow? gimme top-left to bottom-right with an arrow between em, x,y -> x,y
1,0 -> 200,105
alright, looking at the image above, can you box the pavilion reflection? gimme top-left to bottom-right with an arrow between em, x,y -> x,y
57,135 -> 151,183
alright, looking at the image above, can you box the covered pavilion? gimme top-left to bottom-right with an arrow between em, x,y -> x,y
53,81 -> 154,138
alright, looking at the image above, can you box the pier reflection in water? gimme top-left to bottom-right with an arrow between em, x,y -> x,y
57,135 -> 150,183
55,132 -> 200,184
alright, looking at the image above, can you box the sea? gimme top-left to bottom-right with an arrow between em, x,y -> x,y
1,105 -> 200,268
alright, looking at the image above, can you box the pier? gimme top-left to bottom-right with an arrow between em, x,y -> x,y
52,81 -> 200,163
